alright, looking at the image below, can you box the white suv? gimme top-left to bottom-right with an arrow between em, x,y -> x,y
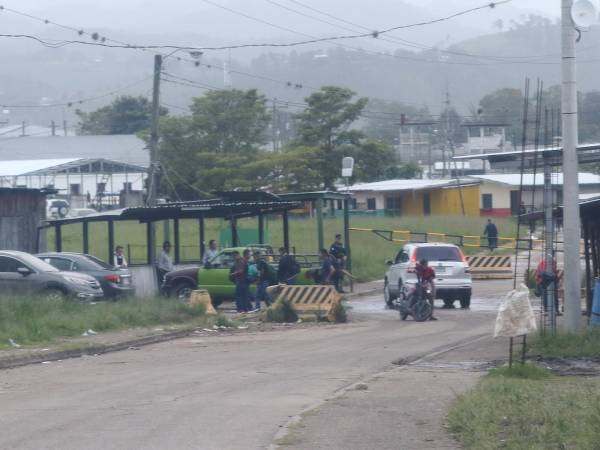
384,243 -> 472,309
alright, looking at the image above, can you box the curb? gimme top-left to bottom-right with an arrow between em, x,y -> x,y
0,327 -> 199,371
343,287 -> 382,300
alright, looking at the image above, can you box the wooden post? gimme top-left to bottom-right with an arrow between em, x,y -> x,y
82,221 -> 89,254
107,219 -> 115,265
173,218 -> 180,264
55,224 -> 62,252
283,210 -> 290,252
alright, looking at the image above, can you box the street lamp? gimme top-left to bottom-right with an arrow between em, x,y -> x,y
561,0 -> 598,332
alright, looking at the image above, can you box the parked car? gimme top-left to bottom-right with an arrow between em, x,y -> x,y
36,252 -> 135,299
46,199 -> 70,219
0,250 -> 103,300
161,246 -> 316,305
384,243 -> 472,309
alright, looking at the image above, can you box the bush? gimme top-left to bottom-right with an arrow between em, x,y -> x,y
264,298 -> 298,323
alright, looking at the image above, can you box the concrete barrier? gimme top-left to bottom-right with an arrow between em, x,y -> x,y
466,255 -> 513,280
266,284 -> 342,321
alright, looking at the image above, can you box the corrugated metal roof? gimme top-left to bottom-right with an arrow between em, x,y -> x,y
469,173 -> 600,186
348,179 -> 478,192
0,135 -> 149,167
0,158 -> 78,176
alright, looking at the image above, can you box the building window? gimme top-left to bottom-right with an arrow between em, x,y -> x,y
123,182 -> 133,192
336,200 -> 343,210
70,184 -> 81,195
385,196 -> 402,212
351,198 -> 357,209
366,198 -> 376,210
482,193 -> 493,209
97,182 -> 106,194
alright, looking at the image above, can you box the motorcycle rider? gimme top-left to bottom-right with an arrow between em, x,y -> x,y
415,259 -> 437,321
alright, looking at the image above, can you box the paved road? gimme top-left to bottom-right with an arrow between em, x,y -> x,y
0,288 -> 502,450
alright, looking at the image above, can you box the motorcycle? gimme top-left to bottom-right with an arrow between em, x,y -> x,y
397,279 -> 433,322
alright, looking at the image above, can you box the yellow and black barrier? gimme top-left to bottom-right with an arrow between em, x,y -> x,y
466,255 -> 513,279
190,289 -> 217,315
266,284 -> 342,321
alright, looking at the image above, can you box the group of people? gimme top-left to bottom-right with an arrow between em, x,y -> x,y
229,249 -> 278,313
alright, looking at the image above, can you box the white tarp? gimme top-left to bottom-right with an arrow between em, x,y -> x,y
494,283 -> 537,338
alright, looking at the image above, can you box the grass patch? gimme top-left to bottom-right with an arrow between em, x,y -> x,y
528,329 -> 600,359
215,314 -> 238,328
487,363 -> 551,380
48,215 -> 517,283
0,296 -> 206,349
448,368 -> 600,449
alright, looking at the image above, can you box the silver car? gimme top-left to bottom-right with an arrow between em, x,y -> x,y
384,243 -> 472,309
0,250 -> 103,300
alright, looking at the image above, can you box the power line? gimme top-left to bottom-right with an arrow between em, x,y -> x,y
0,75 -> 153,109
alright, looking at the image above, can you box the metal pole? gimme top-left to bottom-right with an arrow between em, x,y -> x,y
199,217 -> 205,260
283,210 -> 290,252
107,220 -> 115,265
147,54 -> 162,268
173,219 -> 180,264
344,198 -> 351,273
544,156 -> 556,334
561,0 -> 582,332
258,213 -> 265,244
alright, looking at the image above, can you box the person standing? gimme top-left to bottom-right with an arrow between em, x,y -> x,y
157,241 -> 174,282
230,251 -> 251,313
318,249 -> 336,285
277,247 -> 299,285
483,219 -> 499,251
113,245 -> 128,268
202,239 -> 219,267
329,234 -> 347,293
253,251 -> 273,310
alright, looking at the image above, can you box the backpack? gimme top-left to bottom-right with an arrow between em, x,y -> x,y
265,263 -> 278,284
247,263 -> 259,283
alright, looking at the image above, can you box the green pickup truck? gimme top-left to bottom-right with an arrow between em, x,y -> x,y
161,246 -> 317,304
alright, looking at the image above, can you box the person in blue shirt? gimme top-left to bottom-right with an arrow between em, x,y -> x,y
318,249 -> 336,285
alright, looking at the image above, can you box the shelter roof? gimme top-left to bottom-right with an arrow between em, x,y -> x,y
0,135 -> 149,167
469,172 -> 600,187
348,179 -> 479,193
45,198 -> 303,226
461,122 -> 511,128
0,158 -> 147,177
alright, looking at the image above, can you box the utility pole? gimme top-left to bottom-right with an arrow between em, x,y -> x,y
561,0 -> 582,332
148,54 -> 162,207
51,120 -> 56,136
147,54 -> 162,266
272,98 -> 278,152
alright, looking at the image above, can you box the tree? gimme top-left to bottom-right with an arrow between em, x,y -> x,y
76,96 -> 167,135
297,86 -> 367,149
296,86 -> 368,188
157,89 -> 271,198
189,89 -> 270,153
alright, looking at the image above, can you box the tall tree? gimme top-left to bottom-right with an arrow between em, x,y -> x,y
189,89 -> 270,153
76,96 -> 167,135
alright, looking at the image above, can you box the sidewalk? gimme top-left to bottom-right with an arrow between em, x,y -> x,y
274,335 -> 508,450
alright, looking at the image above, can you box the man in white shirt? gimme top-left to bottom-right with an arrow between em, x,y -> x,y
113,245 -> 128,268
157,241 -> 174,282
202,240 -> 219,267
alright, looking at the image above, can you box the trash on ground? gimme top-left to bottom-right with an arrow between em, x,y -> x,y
8,338 -> 21,348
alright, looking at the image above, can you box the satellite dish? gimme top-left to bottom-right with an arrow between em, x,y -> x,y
342,157 -> 354,178
571,0 -> 598,29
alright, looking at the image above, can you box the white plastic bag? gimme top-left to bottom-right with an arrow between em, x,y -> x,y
494,283 -> 537,338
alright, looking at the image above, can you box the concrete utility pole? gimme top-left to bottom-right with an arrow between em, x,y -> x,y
561,0 -> 582,332
148,54 -> 162,207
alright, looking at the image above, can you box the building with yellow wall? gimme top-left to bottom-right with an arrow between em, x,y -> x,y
349,179 -> 481,217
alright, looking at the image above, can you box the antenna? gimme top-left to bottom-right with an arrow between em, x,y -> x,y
571,0 -> 598,29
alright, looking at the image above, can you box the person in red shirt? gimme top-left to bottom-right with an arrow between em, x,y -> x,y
416,259 -> 437,320
535,257 -> 561,315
